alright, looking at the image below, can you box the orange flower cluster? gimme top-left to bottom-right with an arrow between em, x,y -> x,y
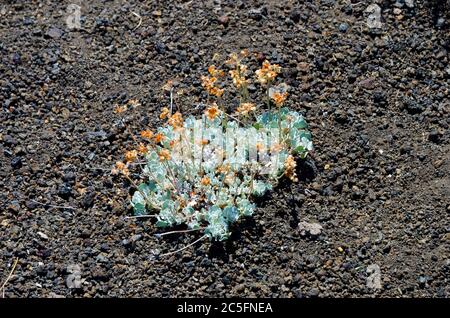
201,176 -> 211,186
167,112 -> 183,128
158,149 -> 171,161
216,163 -> 230,174
255,142 -> 265,152
256,60 -> 281,85
137,143 -> 148,154
153,132 -> 165,144
201,66 -> 224,98
284,155 -> 298,182
125,150 -> 138,162
235,102 -> 256,116
225,49 -> 249,66
271,91 -> 288,107
128,99 -> 141,108
229,64 -> 249,89
113,98 -> 141,114
141,130 -> 154,139
114,105 -> 127,114
270,143 -> 283,154
208,65 -> 225,77
205,104 -> 221,121
115,161 -> 129,175
162,80 -> 174,91
160,107 -> 170,120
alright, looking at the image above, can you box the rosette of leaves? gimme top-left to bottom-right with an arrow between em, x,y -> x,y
131,110 -> 312,241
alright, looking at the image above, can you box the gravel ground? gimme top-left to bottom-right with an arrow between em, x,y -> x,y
0,0 -> 449,298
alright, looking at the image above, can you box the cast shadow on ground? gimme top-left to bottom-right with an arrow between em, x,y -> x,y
206,157 -> 318,260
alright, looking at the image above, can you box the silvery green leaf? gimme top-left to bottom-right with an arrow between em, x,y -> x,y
155,220 -> 170,228
301,136 -> 313,151
223,206 -> 239,223
206,205 -> 222,222
252,180 -> 272,197
132,203 -> 146,216
131,191 -> 145,205
182,206 -> 195,216
188,219 -> 201,230
138,181 -> 157,195
236,197 -> 255,217
205,219 -> 229,241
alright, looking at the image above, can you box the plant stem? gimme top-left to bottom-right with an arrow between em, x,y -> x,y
170,88 -> 174,114
200,115 -> 205,175
266,81 -> 272,113
1,258 -> 18,298
158,235 -> 208,257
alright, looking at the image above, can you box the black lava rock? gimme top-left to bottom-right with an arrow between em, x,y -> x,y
338,23 -> 349,32
63,171 -> 76,183
58,183 -> 72,199
428,130 -> 442,144
155,42 -> 166,54
373,91 -> 387,105
403,99 -> 423,114
45,27 -> 63,39
11,157 -> 22,169
334,109 -> 348,124
82,191 -> 95,209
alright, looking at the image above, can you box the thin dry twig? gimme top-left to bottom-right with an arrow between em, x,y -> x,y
131,11 -> 142,31
1,258 -> 18,298
159,235 -> 207,257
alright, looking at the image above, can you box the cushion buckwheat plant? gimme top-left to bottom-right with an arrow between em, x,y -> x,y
115,50 -> 313,253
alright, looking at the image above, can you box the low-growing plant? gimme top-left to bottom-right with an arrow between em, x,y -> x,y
114,50 -> 313,253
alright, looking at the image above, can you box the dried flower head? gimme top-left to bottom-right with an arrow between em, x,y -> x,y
255,142 -> 265,152
115,161 -> 129,175
138,143 -> 148,154
270,143 -> 283,154
211,86 -> 224,97
205,104 -> 221,121
255,60 -> 281,85
240,49 -> 249,57
225,50 -> 249,66
284,155 -> 298,182
114,105 -> 127,114
128,99 -> 141,108
216,163 -> 230,174
224,174 -> 235,185
160,107 -> 170,120
229,69 -> 249,89
208,65 -> 225,77
140,130 -> 154,139
168,112 -> 183,128
153,132 -> 165,144
162,80 -> 174,91
201,176 -> 211,186
158,149 -> 171,161
125,150 -> 138,162
236,102 -> 256,116
201,75 -> 223,97
271,91 -> 288,107
225,52 -> 239,66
